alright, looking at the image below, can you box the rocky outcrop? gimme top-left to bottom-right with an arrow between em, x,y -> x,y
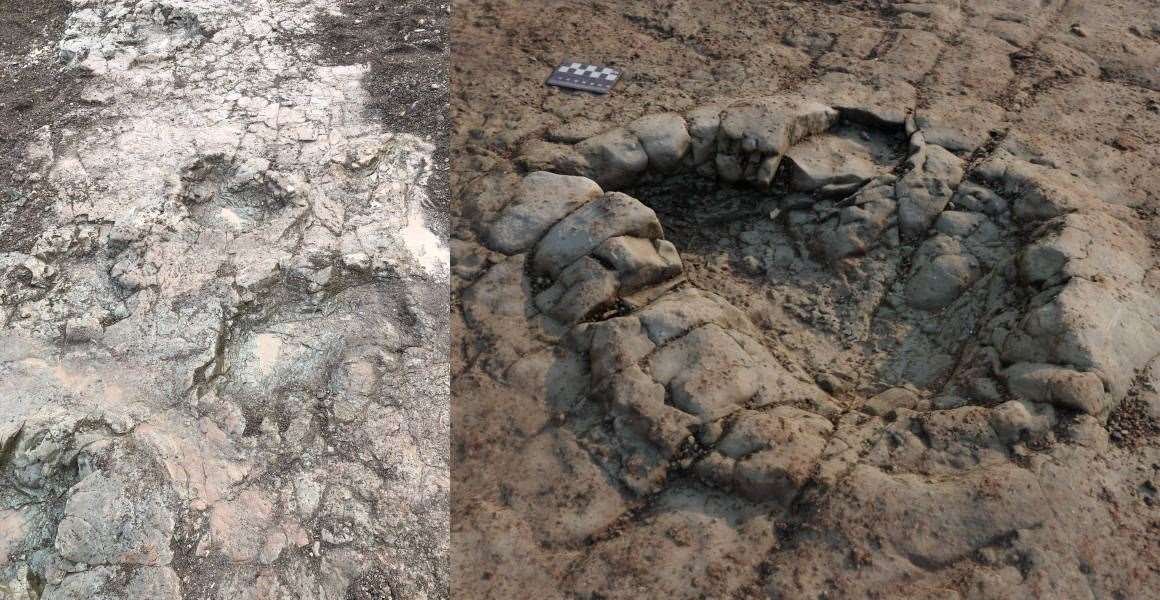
0,1 -> 449,598
454,2 -> 1160,598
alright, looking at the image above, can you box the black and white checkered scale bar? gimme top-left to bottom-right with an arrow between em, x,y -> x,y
546,61 -> 621,94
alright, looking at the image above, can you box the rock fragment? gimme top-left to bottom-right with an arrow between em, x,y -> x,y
715,97 -> 839,186
576,128 -> 649,188
487,171 -> 603,254
697,407 -> 833,503
905,250 -> 980,310
784,133 -> 880,192
896,142 -> 964,238
627,113 -> 691,172
1003,363 -> 1108,415
532,192 -> 663,277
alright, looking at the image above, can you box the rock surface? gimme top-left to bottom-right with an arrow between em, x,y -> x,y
452,1 -> 1160,598
0,1 -> 450,598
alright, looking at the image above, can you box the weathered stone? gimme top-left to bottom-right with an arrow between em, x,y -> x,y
927,30 -> 1018,99
989,399 -> 1057,444
607,365 -> 697,456
55,470 -> 175,566
63,315 -> 103,343
915,95 -> 1006,153
627,113 -> 691,172
709,406 -> 830,501
951,182 -> 1008,216
905,253 -> 979,310
697,406 -> 832,503
896,143 -> 965,238
535,256 -> 619,324
576,127 -> 649,188
487,171 -> 604,254
783,25 -> 835,53
546,118 -> 611,144
1003,362 -> 1108,415
978,152 -> 1102,222
515,139 -> 589,175
1019,213 -> 1150,286
594,236 -> 683,293
1001,277 -> 1160,404
685,105 -> 724,166
455,7 -> 1160,598
584,317 -> 657,384
500,430 -> 628,545
635,288 -> 758,346
863,387 -> 923,416
3,0 -> 451,597
533,192 -> 663,277
716,97 -> 839,186
817,179 -> 898,260
872,29 -> 944,83
785,133 -> 880,191
647,325 -> 769,422
934,211 -> 985,238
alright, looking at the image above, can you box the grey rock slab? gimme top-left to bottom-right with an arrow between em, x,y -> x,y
1001,277 -> 1160,405
500,429 -> 629,545
915,95 -> 1006,153
951,182 -> 1008,216
763,460 -> 1075,598
716,97 -> 839,186
534,256 -> 619,325
685,105 -> 724,165
593,236 -> 683,294
607,365 -> 698,456
896,143 -> 965,238
717,97 -> 838,153
926,30 -> 1019,100
858,462 -> 1050,565
576,127 -> 649,188
905,253 -> 980,311
516,139 -> 590,175
63,315 -> 104,343
582,316 -> 657,385
546,118 -> 612,144
863,387 -> 924,416
55,470 -> 175,566
532,192 -> 663,277
699,406 -> 833,503
816,179 -> 897,260
627,113 -> 691,173
486,171 -> 604,254
785,133 -> 881,192
1003,362 -> 1108,415
934,211 -> 986,238
646,324 -> 769,422
461,255 -> 536,329
1019,212 -> 1150,286
977,152 -> 1104,222
634,287 -> 758,346
989,399 -> 1057,445
871,29 -> 944,84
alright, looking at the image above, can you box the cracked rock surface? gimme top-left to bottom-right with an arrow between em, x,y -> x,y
452,1 -> 1160,598
1,0 -> 449,598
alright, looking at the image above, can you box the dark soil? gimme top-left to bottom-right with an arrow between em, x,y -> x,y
315,0 -> 451,239
0,0 -> 89,254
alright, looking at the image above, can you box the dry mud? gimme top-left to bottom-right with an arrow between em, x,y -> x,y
0,1 -> 450,599
451,1 -> 1160,598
